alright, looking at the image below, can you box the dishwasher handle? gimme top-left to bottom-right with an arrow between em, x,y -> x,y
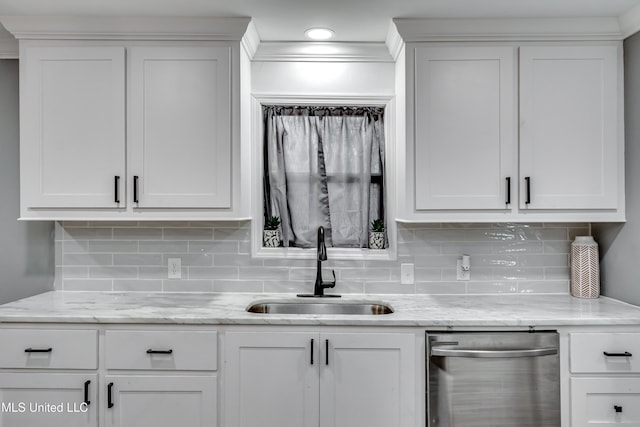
431,347 -> 558,358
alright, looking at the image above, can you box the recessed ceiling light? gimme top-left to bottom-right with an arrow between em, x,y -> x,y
305,28 -> 335,40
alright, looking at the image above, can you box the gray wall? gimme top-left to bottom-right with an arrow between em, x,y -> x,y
593,34 -> 640,306
0,59 -> 54,304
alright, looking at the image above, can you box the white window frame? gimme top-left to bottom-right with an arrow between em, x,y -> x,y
250,94 -> 397,260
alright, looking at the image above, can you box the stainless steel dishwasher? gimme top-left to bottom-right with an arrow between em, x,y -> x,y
426,331 -> 560,427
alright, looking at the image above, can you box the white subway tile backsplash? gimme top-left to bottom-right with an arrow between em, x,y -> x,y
55,221 -> 578,295
114,279 -> 163,292
88,241 -> 138,253
238,267 -> 288,281
89,266 -> 138,279
189,267 -> 239,280
64,253 -> 112,266
114,254 -> 163,266
114,228 -> 163,240
415,282 -> 465,294
213,280 -> 263,293
163,253 -> 213,267
139,241 -> 189,253
190,241 -> 240,254
163,279 -> 213,293
62,279 -> 113,291
164,228 -> 212,240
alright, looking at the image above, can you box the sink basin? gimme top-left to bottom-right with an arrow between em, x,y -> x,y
246,300 -> 394,315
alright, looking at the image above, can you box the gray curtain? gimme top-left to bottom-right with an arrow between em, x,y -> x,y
264,106 -> 385,248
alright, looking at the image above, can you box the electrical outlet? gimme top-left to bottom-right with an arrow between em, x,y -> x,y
168,258 -> 181,279
457,259 -> 470,281
400,263 -> 414,285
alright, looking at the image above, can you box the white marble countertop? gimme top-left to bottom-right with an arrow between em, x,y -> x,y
0,291 -> 639,327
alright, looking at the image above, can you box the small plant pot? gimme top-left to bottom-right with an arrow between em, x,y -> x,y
368,231 -> 385,249
263,229 -> 281,248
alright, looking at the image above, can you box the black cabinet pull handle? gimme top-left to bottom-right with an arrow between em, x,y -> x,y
83,380 -> 91,406
325,339 -> 329,366
24,347 -> 52,353
310,339 -> 314,365
524,177 -> 531,205
133,176 -> 139,203
114,176 -> 120,204
146,349 -> 173,355
604,351 -> 632,357
107,382 -> 114,409
614,405 -> 623,413
505,177 -> 511,205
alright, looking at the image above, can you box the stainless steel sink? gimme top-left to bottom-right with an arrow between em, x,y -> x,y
246,300 -> 394,315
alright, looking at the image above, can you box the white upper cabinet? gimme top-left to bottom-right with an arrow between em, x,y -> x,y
413,46 -> 516,211
399,41 -> 624,222
20,46 -> 126,209
130,47 -> 231,209
3,16 -> 250,220
519,45 -> 620,211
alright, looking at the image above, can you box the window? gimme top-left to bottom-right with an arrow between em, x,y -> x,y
263,105 -> 386,249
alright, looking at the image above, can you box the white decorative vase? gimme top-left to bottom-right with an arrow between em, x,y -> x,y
570,236 -> 600,298
263,229 -> 281,248
368,231 -> 385,249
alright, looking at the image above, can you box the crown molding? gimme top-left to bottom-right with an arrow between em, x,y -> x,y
253,41 -> 394,62
0,16 -> 251,41
393,17 -> 624,42
385,22 -> 403,61
241,20 -> 260,58
620,4 -> 640,39
0,38 -> 17,58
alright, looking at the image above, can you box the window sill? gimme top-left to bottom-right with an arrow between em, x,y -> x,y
253,246 -> 396,261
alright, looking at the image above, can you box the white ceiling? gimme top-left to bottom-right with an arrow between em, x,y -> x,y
1,0 -> 640,42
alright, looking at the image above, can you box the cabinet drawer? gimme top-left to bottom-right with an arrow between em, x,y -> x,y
105,330 -> 217,371
571,378 -> 640,426
0,329 -> 97,369
570,333 -> 640,373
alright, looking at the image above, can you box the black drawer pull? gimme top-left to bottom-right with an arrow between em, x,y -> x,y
604,351 -> 632,357
524,177 -> 531,205
146,349 -> 173,355
83,380 -> 91,406
325,339 -> 329,366
114,176 -> 120,204
505,177 -> 511,205
310,339 -> 314,365
25,348 -> 52,353
133,175 -> 139,203
107,382 -> 114,409
614,405 -> 623,413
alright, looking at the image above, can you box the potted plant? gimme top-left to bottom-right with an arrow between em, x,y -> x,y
369,219 -> 385,249
263,216 -> 281,247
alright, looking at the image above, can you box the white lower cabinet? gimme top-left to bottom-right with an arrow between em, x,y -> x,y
569,331 -> 640,426
102,375 -> 216,427
571,378 -> 640,425
224,330 -> 416,427
103,328 -> 218,427
0,373 -> 98,427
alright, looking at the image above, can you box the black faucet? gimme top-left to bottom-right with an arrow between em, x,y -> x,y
298,226 -> 339,298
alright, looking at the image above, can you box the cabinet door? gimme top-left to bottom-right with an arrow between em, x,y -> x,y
320,332 -> 416,427
571,378 -> 640,426
412,46 -> 516,210
21,46 -> 126,209
224,332 -> 319,427
519,45 -> 620,210
0,373 -> 97,427
130,47 -> 232,208
103,375 -> 216,427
